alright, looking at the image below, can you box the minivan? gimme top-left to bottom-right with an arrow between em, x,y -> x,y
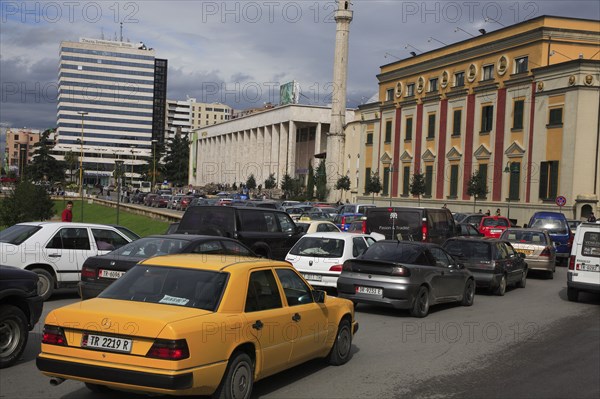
567,221 -> 600,301
365,207 -> 457,244
176,206 -> 303,260
528,212 -> 572,265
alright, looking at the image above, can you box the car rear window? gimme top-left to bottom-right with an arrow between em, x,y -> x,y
582,231 -> 600,257
177,207 -> 235,235
444,240 -> 492,261
0,224 -> 42,245
366,209 -> 421,239
361,241 -> 431,265
502,230 -> 547,244
483,218 -> 509,227
529,218 -> 568,235
99,265 -> 228,311
289,237 -> 345,258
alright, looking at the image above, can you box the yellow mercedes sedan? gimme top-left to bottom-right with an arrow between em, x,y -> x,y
37,254 -> 358,398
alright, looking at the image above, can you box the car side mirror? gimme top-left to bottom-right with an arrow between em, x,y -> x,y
519,252 -> 526,259
312,290 -> 326,303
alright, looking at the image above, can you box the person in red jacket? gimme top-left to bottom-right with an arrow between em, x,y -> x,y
62,201 -> 73,222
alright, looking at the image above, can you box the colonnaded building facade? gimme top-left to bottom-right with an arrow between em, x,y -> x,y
354,16 -> 599,224
189,105 -> 354,188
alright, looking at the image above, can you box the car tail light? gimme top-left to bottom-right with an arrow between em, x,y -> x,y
568,255 -> 576,270
421,220 -> 428,241
329,264 -> 343,272
568,232 -> 574,248
540,247 -> 552,257
341,216 -> 346,226
81,266 -> 97,279
391,266 -> 410,277
42,325 -> 67,346
361,220 -> 367,234
146,339 -> 189,360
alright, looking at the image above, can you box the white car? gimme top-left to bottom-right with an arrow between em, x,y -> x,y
0,222 -> 138,300
567,221 -> 600,302
285,232 -> 377,289
296,220 -> 341,234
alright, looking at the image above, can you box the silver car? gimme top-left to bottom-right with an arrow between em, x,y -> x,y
337,241 -> 475,317
500,228 -> 556,279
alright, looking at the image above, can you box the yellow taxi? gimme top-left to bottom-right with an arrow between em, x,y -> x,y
37,254 -> 358,398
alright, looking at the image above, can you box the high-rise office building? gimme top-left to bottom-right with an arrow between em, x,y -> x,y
54,38 -> 167,186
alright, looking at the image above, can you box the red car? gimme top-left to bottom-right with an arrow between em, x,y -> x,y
177,195 -> 194,211
478,216 -> 511,238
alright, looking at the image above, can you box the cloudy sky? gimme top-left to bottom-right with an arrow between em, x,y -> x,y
1,0 -> 599,130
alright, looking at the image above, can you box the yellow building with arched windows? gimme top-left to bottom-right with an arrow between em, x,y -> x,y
351,15 -> 599,224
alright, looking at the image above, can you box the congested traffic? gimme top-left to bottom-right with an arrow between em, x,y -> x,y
1,200 -> 598,398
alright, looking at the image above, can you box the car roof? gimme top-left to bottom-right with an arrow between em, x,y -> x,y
301,232 -> 368,239
145,234 -> 237,241
18,221 -> 126,229
139,254 -> 288,272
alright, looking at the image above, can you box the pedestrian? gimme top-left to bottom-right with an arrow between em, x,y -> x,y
478,209 -> 483,213
495,208 -> 501,216
486,209 -> 491,216
62,201 -> 73,222
442,203 -> 448,209
588,212 -> 597,222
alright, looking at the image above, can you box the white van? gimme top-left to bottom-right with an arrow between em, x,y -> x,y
567,221 -> 600,301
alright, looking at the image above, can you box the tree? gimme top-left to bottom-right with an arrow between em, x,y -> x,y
264,173 -> 276,190
409,172 -> 427,206
335,175 -> 351,202
264,173 -> 276,198
0,181 -> 54,226
63,151 -> 78,183
25,128 -> 66,184
365,172 -> 382,204
466,170 -> 488,212
280,173 -> 294,198
246,174 -> 257,191
306,163 -> 315,199
315,159 -> 329,201
162,132 -> 190,186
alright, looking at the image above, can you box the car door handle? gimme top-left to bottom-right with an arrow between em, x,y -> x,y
292,313 -> 301,322
252,320 -> 263,330
48,254 -> 61,258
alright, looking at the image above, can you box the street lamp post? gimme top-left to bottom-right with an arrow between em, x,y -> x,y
389,164 -> 394,207
77,111 -> 88,222
151,139 -> 158,192
115,160 -> 124,224
503,161 -> 516,220
130,145 -> 135,187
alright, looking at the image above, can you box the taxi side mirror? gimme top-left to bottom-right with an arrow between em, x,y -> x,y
313,290 -> 326,303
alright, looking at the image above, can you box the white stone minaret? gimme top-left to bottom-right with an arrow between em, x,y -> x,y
326,0 -> 353,199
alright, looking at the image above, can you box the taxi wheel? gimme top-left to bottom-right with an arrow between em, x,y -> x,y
410,286 -> 430,318
328,319 -> 352,365
214,352 -> 254,399
32,268 -> 54,301
0,305 -> 28,369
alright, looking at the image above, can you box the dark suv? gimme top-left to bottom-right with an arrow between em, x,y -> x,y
0,266 -> 43,368
365,207 -> 457,244
443,237 -> 528,295
176,206 -> 303,260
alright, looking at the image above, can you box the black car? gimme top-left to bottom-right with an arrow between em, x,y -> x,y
78,234 -> 257,299
443,237 -> 528,295
176,206 -> 303,260
0,266 -> 43,368
457,223 -> 484,237
336,241 -> 475,317
365,207 -> 457,244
